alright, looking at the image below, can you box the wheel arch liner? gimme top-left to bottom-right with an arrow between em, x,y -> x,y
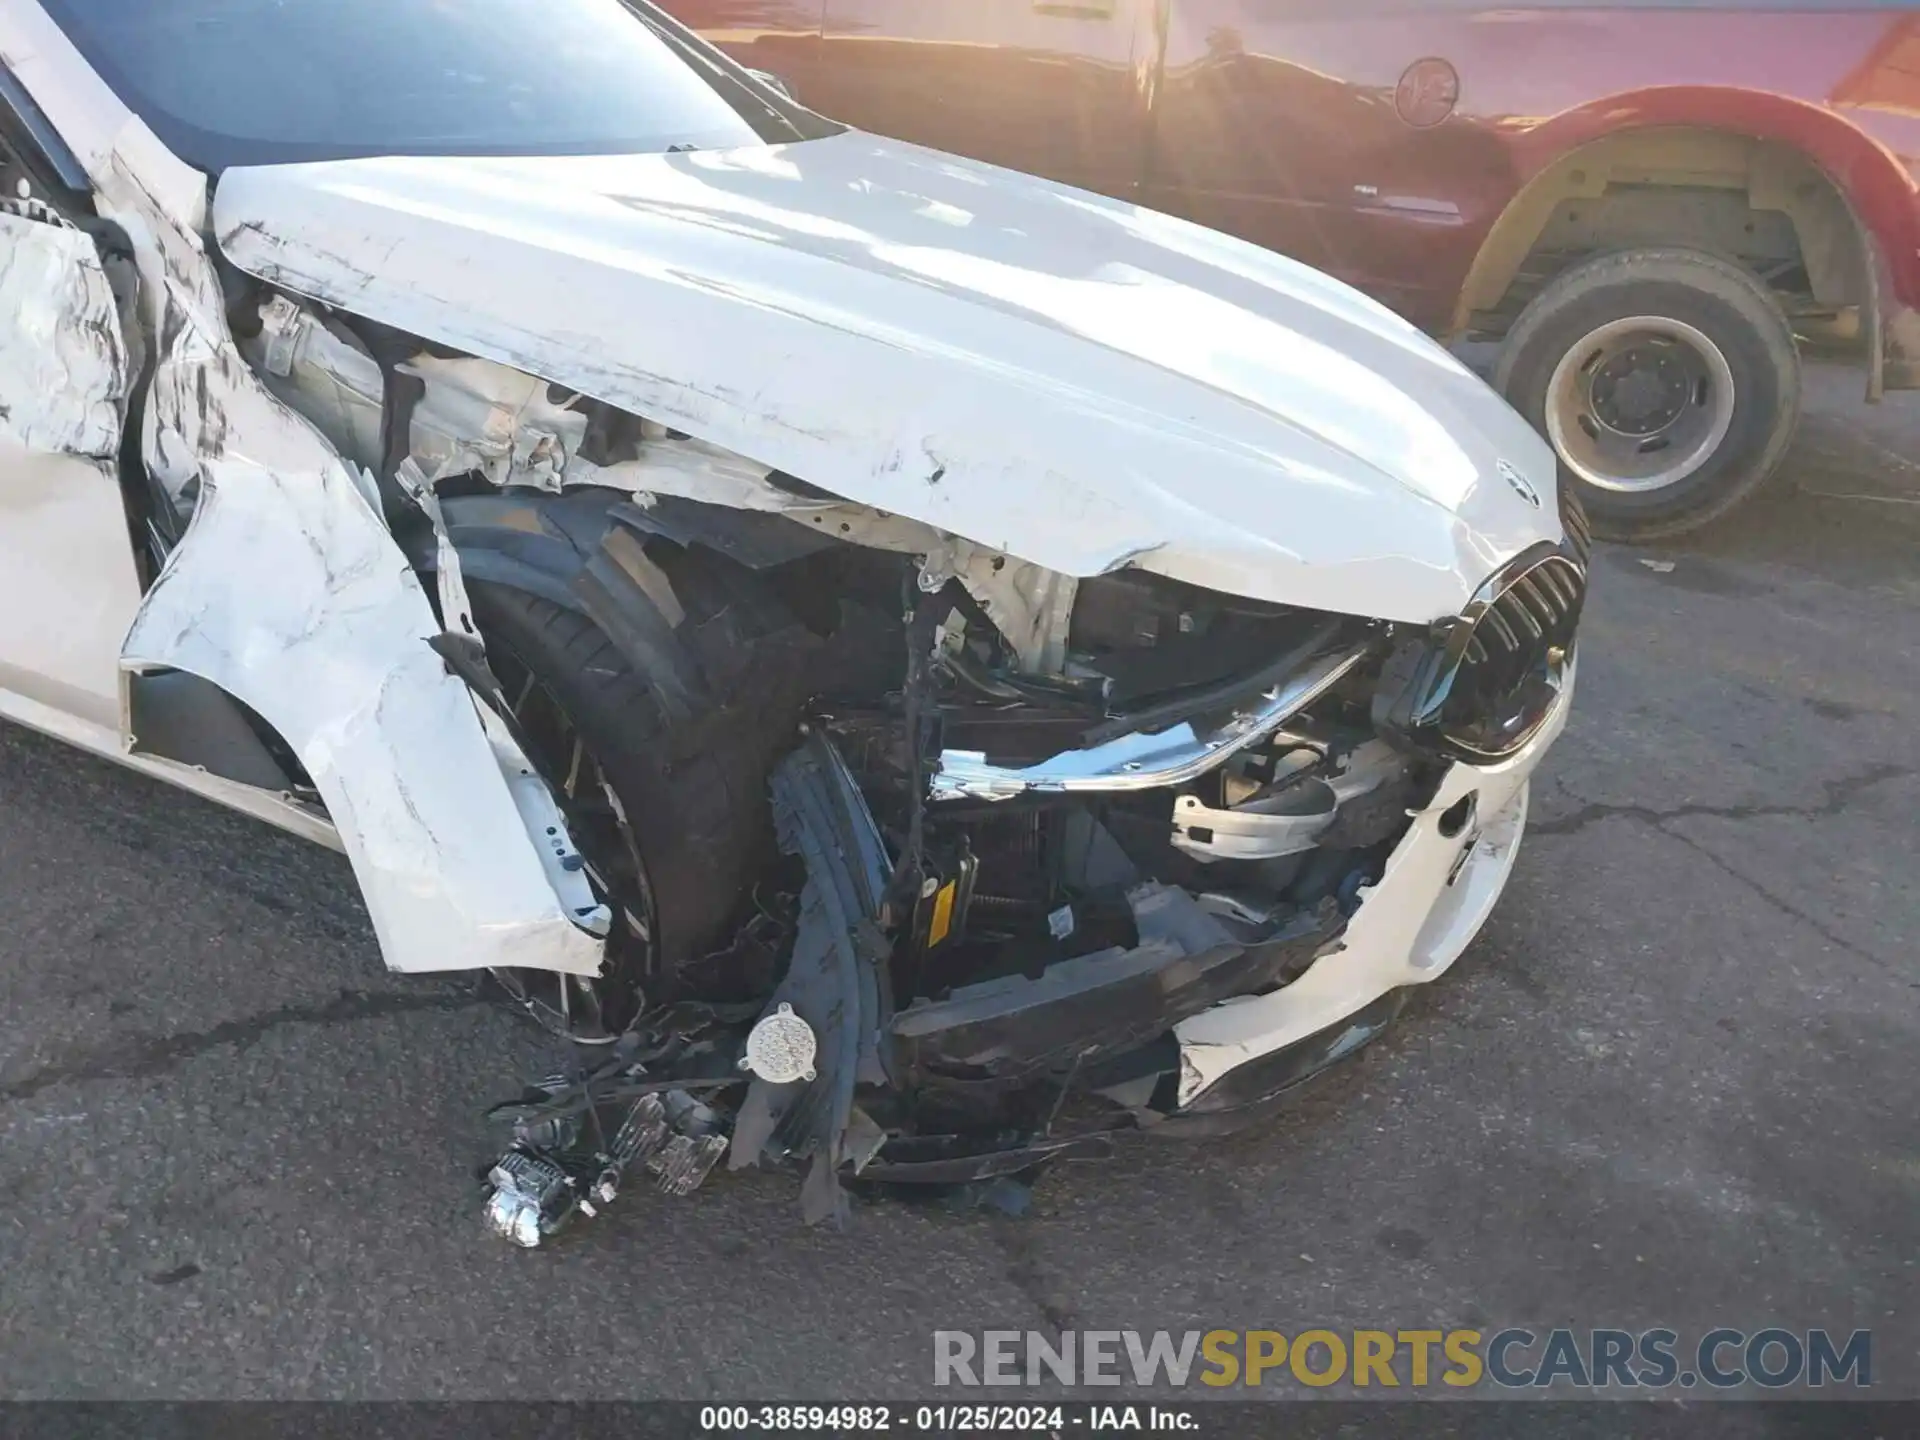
412,488 -> 627,616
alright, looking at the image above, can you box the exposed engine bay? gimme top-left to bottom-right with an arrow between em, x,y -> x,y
474,592 -> 1423,1237
0,5 -> 1585,1254
186,283 -> 1584,1241
0,149 -> 1579,1237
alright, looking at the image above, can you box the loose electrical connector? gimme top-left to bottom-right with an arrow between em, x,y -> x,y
481,1051 -> 735,1245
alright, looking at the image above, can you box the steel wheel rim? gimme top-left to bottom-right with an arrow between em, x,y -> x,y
1544,315 -> 1736,494
487,652 -> 658,1045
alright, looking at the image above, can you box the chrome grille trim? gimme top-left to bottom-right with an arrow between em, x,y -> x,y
1558,481 -> 1593,563
1371,539 -> 1587,765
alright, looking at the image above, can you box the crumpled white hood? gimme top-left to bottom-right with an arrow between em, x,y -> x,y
214,131 -> 1561,622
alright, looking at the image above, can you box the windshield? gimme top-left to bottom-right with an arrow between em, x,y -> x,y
40,0 -> 839,174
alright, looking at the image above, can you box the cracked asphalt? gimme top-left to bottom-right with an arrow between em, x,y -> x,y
1,368 -> 1916,1402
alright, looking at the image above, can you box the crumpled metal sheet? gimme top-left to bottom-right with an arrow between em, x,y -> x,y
122,342 -> 607,976
0,211 -> 127,457
0,209 -> 145,733
99,151 -> 604,979
210,138 -> 1566,627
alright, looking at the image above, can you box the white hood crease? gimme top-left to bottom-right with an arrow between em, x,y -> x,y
213,131 -> 1564,625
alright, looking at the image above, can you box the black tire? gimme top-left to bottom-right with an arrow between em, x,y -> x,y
1494,247 -> 1802,540
467,539 -> 815,1042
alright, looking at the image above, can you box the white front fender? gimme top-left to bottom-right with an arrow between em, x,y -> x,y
112,179 -> 603,979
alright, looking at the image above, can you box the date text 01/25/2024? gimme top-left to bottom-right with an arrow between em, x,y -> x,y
699,1404 -> 1197,1432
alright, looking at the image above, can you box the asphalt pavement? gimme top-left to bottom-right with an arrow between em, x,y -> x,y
1,367 -> 1915,1402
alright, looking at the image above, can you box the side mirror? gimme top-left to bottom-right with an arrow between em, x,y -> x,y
746,67 -> 797,103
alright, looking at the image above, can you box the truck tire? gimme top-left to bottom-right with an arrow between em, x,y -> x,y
1494,247 -> 1802,540
466,544 -> 813,1043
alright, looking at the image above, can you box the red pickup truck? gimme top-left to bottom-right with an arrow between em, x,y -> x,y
666,0 -> 1920,539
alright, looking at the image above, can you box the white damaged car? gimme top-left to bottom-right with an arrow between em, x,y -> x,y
0,0 -> 1585,1237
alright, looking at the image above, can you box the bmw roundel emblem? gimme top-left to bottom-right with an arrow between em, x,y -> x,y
1498,459 -> 1542,507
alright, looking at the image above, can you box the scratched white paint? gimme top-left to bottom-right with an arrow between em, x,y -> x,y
122,341 -> 605,977
236,306 -> 1092,673
0,212 -> 143,730
1170,664 -> 1576,1105
37,108 -> 610,978
212,135 -> 1563,626
0,2 -> 1576,1018
0,5 -> 206,232
0,212 -> 126,455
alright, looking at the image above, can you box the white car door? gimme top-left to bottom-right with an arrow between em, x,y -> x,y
0,197 -> 144,749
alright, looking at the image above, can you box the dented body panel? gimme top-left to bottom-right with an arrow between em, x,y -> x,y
0,212 -> 139,730
212,134 -> 1563,625
122,348 -> 606,977
0,7 -> 610,980
0,0 -> 1587,1222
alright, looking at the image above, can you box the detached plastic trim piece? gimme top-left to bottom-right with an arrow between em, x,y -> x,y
931,643 -> 1373,801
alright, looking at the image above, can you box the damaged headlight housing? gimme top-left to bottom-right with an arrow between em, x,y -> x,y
1372,541 -> 1585,764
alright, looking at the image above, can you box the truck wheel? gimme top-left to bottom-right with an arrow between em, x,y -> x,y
1494,247 -> 1801,540
467,547 -> 810,1043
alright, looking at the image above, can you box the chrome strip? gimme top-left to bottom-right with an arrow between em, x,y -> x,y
930,645 -> 1373,802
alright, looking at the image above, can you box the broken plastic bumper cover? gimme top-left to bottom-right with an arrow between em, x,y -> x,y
481,717 -> 1398,1240
470,601 -> 1579,1239
1148,988 -> 1408,1138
